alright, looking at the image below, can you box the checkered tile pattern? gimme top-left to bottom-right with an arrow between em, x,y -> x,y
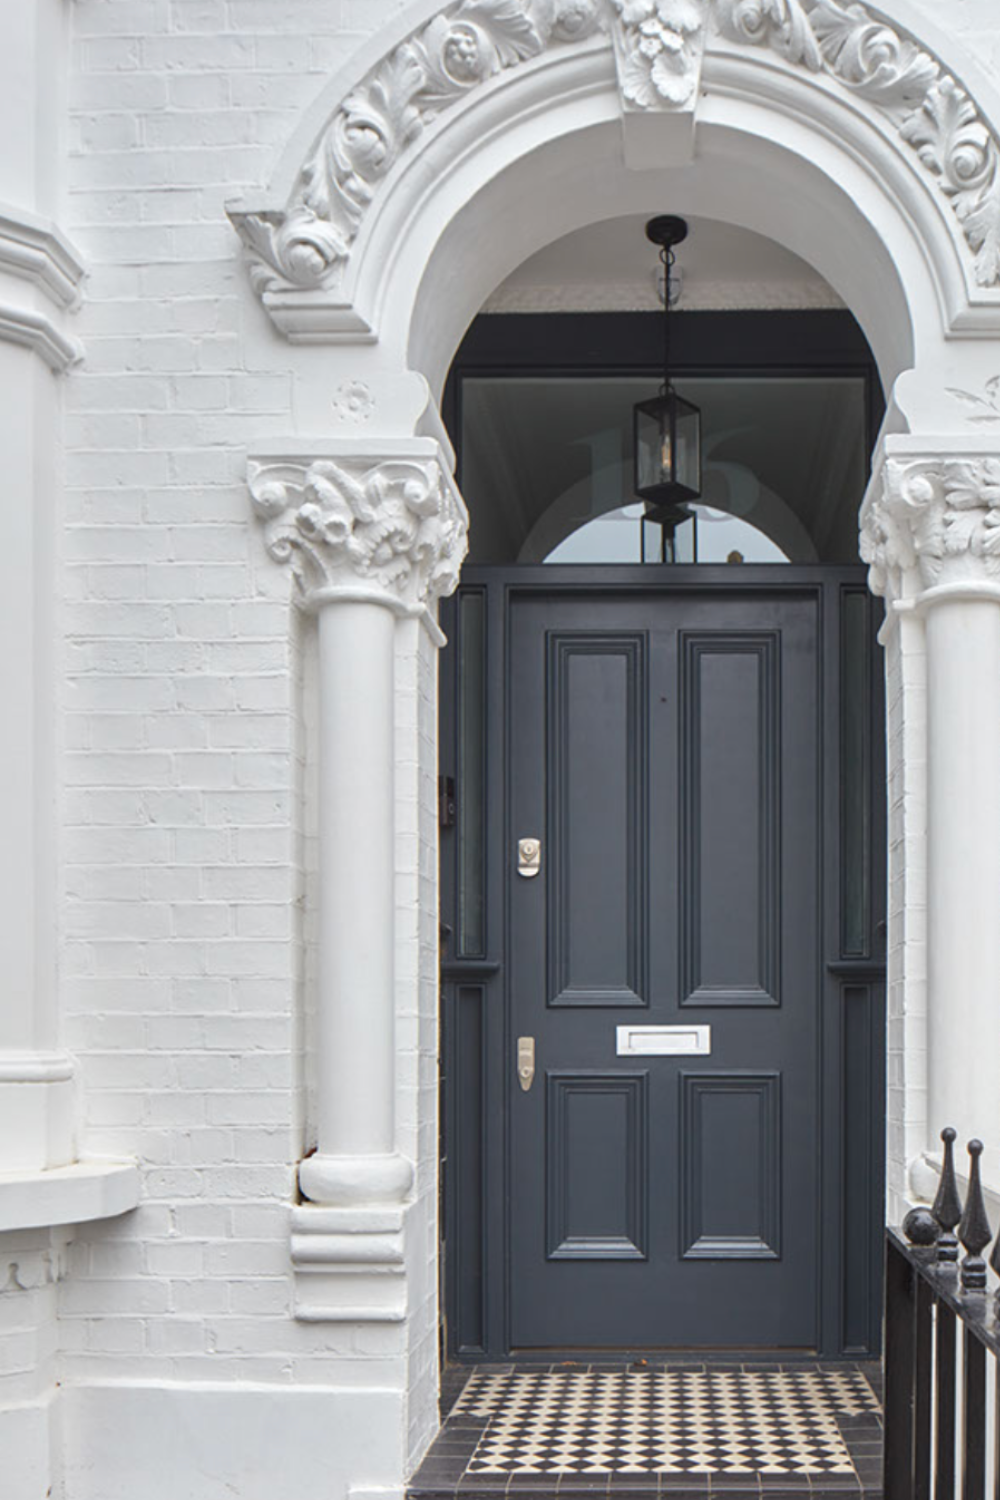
454,1368 -> 879,1477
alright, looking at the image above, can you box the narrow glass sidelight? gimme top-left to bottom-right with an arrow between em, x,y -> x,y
457,589 -> 487,956
841,588 -> 872,957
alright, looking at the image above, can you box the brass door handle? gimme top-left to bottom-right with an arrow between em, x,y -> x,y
517,1036 -> 535,1092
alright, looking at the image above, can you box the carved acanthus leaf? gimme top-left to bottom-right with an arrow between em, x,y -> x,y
229,0 -> 604,297
860,457 -> 1000,600
715,0 -> 821,70
715,0 -> 1000,288
247,457 -> 469,610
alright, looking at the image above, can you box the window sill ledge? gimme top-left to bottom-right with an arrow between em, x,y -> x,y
0,1160 -> 140,1233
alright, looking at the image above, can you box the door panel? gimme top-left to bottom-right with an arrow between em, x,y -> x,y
546,1072 -> 648,1260
548,635 -> 648,1008
509,589 -> 820,1349
679,634 -> 779,1005
679,1071 -> 781,1259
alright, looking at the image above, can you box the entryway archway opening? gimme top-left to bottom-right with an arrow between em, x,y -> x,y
437,214 -> 887,1361
232,0 -> 1000,1457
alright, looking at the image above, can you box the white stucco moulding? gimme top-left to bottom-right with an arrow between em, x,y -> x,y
861,437 -> 1000,608
290,1205 -> 407,1323
247,438 -> 469,642
0,201 -> 86,370
0,202 -> 87,310
0,301 -> 83,372
226,0 -> 1000,345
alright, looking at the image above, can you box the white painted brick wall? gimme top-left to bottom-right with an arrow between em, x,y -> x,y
61,0 -> 431,1399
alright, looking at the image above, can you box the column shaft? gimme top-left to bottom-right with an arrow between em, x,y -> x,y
926,597 -> 1000,1183
299,601 -> 412,1205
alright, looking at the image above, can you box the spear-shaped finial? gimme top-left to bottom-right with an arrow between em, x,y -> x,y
933,1127 -> 963,1263
959,1140 -> 992,1290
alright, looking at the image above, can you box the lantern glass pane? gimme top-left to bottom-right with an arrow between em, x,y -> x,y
635,400 -> 667,497
674,397 -> 701,497
634,391 -> 701,505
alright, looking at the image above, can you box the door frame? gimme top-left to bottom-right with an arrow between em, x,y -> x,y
440,565 -> 886,1361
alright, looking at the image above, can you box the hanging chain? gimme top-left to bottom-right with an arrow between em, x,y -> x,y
661,243 -> 675,395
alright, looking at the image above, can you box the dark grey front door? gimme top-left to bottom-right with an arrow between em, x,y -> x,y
508,586 -> 820,1348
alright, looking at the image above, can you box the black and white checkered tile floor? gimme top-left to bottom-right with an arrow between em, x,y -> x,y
408,1362 -> 883,1498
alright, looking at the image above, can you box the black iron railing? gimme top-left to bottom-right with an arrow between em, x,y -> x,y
886,1129 -> 1000,1500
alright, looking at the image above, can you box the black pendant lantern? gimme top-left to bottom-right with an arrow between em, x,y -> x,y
634,216 -> 702,522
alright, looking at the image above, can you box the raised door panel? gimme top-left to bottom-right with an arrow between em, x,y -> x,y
546,1072 -> 648,1260
547,634 -> 648,1008
679,634 -> 780,1007
680,1072 -> 781,1260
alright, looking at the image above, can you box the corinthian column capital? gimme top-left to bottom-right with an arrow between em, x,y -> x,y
247,440 -> 469,618
860,452 -> 1000,606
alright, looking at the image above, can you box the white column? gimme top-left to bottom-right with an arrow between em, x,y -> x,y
301,600 -> 411,1203
0,0 -> 83,1174
925,590 -> 1000,1183
249,445 -> 467,1212
863,450 -> 1000,1190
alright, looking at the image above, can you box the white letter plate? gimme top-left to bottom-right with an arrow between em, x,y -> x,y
616,1024 -> 711,1057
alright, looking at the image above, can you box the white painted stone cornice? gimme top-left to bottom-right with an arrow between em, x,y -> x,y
247,440 -> 469,626
861,441 -> 1000,607
228,0 -> 1000,341
0,203 -> 86,310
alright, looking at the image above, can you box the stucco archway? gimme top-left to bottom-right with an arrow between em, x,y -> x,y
227,0 -> 1000,1426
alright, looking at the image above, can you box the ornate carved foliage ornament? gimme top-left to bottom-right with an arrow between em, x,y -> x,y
610,0 -> 706,109
860,456 -> 1000,600
230,0 -> 605,298
247,456 -> 469,610
228,0 -> 1000,308
714,0 -> 1000,288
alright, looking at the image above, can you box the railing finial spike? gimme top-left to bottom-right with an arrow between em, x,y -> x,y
959,1139 -> 991,1290
933,1126 -> 963,1263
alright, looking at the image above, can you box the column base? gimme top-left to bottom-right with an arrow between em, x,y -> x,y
298,1151 -> 413,1207
290,1204 -> 407,1322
